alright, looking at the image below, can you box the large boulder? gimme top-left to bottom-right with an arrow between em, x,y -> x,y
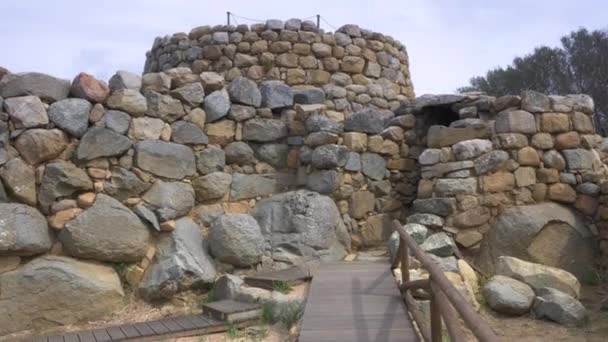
533,287 -> 587,326
59,194 -> 150,262
252,190 -> 348,264
70,72 -> 110,103
0,72 -> 70,102
482,275 -> 534,315
139,218 -> 217,300
142,180 -> 195,221
14,128 -> 68,164
76,127 -> 133,160
135,140 -> 196,179
47,98 -> 91,137
209,214 -> 265,267
496,256 -> 580,299
0,203 -> 52,256
38,160 -> 93,212
478,203 -> 593,279
0,255 -> 124,335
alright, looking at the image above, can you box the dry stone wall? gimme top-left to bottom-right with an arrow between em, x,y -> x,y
401,91 -> 608,277
144,20 -> 415,114
0,58 -> 416,334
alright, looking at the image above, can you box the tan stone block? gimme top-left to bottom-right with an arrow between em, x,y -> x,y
455,230 -> 483,248
482,172 -> 515,193
48,208 -> 83,230
531,133 -> 554,149
222,201 -> 250,214
293,43 -> 311,55
367,135 -> 383,153
453,207 -> 491,228
575,194 -> 598,216
160,220 -> 176,232
343,132 -> 367,152
548,183 -> 576,203
306,70 -> 330,85
77,192 -> 96,208
380,140 -> 399,155
572,112 -> 594,133
299,55 -> 318,69
361,214 -> 391,246
541,113 -> 570,133
417,179 -> 434,199
536,168 -> 559,184
387,158 -> 415,171
0,256 -> 21,274
532,183 -> 547,202
555,131 -> 580,150
341,56 -> 366,73
517,146 -> 540,166
514,167 -> 536,187
287,149 -> 299,168
125,265 -> 145,287
350,190 -> 375,219
205,119 -> 236,146
286,68 -> 306,85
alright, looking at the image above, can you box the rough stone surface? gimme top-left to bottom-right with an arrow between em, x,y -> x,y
210,214 -> 265,267
225,141 -> 256,164
47,98 -> 91,137
59,194 -> 150,262
139,217 -> 217,300
204,89 -> 231,122
230,173 -> 277,200
242,118 -> 288,142
307,169 -> 340,194
311,144 -> 348,169
70,72 -> 110,103
344,108 -> 394,134
483,275 -> 534,315
171,121 -> 208,145
253,190 -> 347,263
495,256 -> 581,299
109,70 -> 142,91
0,158 -> 37,205
479,203 -> 592,279
76,127 -> 132,160
192,172 -> 232,201
361,152 -> 386,180
0,72 -> 71,102
227,77 -> 261,107
104,167 -> 151,201
533,287 -> 587,326
104,110 -> 131,135
142,180 -> 195,221
105,89 -> 147,116
214,274 -> 244,300
38,160 -> 93,212
260,80 -> 294,109
495,110 -> 537,134
406,213 -> 444,229
474,150 -> 510,175
0,203 -> 52,256
0,255 -> 124,335
136,140 -> 196,179
420,232 -> 456,257
4,95 -> 49,129
452,139 -> 493,160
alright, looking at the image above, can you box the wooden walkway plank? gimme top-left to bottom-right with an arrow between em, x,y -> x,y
159,318 -> 184,333
118,324 -> 141,338
299,261 -> 419,342
91,328 -> 112,342
62,333 -> 79,342
76,331 -> 96,342
132,322 -> 156,337
105,326 -> 127,340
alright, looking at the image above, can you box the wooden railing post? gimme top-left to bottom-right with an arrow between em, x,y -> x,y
429,275 -> 442,342
400,237 -> 409,284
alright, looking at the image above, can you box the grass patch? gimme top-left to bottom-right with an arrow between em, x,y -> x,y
227,322 -> 239,339
261,302 -> 277,324
272,280 -> 292,294
275,301 -> 304,328
202,285 -> 218,303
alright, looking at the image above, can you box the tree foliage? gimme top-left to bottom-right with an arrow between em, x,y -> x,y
459,28 -> 608,135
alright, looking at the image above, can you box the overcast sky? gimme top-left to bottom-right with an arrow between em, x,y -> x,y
0,1 -> 606,94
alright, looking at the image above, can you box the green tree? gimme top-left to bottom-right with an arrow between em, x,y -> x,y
459,28 -> 608,135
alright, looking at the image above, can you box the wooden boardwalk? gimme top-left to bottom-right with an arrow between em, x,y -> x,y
299,261 -> 420,342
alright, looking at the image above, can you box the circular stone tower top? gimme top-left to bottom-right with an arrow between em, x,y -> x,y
144,18 -> 415,108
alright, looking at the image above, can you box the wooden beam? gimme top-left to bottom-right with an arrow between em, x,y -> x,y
404,291 -> 431,341
429,276 -> 442,342
399,278 -> 430,292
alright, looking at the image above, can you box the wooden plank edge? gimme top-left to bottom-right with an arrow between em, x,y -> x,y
119,319 -> 255,341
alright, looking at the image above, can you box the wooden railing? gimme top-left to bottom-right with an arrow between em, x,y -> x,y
391,220 -> 499,342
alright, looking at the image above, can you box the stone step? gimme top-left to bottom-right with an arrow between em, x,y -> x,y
202,299 -> 261,323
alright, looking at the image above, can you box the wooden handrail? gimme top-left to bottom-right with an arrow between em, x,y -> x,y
392,220 -> 499,342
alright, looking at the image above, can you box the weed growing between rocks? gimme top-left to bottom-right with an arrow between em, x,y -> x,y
272,280 -> 292,294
